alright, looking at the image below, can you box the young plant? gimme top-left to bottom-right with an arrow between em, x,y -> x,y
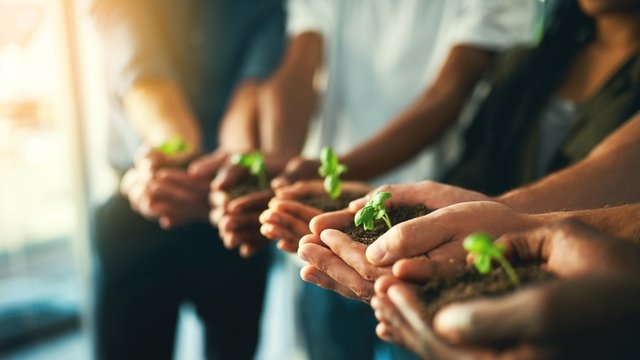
157,136 -> 189,156
354,191 -> 393,231
463,233 -> 520,287
318,146 -> 348,199
231,151 -> 268,190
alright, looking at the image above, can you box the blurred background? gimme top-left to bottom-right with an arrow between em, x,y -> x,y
1,0 -> 114,358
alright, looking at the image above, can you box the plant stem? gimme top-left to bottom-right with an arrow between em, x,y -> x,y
382,214 -> 392,230
496,255 -> 520,288
258,171 -> 268,190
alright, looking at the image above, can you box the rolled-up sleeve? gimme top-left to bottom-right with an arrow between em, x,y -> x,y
453,0 -> 539,51
286,0 -> 335,36
90,0 -> 178,98
238,3 -> 286,82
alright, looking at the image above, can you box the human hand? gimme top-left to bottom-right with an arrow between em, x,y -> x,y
432,274 -> 640,359
121,146 -> 210,229
269,156 -> 322,189
208,154 -> 287,258
371,220 -> 640,359
297,227 -> 392,303
364,201 -> 542,283
493,218 -> 640,277
348,181 -> 490,213
260,180 -> 371,252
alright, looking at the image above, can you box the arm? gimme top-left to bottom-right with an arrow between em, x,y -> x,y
498,114 -> 640,212
91,0 -> 202,155
340,45 -> 493,180
258,32 -> 322,160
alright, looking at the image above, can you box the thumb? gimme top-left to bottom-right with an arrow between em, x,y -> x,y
188,149 -> 227,178
271,156 -> 319,189
212,164 -> 246,190
432,287 -> 543,345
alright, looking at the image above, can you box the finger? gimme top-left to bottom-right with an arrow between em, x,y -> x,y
213,164 -> 247,190
260,222 -> 305,250
187,149 -> 227,178
392,257 -> 455,283
309,210 -> 355,235
210,190 -> 230,208
273,180 -> 326,200
366,213 -> 453,266
147,178 -> 201,205
374,275 -> 405,297
387,284 -> 430,336
299,233 -> 323,247
271,157 -> 320,189
320,229 -> 390,281
433,286 -> 543,346
227,191 -> 273,213
220,229 -> 264,251
298,243 -> 374,302
300,265 -> 360,301
218,213 -> 261,236
268,198 -> 323,222
260,206 -> 315,237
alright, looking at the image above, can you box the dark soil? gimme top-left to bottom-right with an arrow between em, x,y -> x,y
297,192 -> 366,212
342,205 -> 431,245
226,175 -> 272,200
419,264 -> 556,321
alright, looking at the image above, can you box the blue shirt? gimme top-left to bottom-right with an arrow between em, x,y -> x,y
91,0 -> 285,171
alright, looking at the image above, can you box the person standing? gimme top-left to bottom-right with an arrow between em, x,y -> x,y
90,0 -> 285,358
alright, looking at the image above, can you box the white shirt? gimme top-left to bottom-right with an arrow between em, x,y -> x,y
289,0 -> 539,185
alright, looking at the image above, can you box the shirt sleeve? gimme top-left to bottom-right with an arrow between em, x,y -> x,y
90,0 -> 178,99
238,3 -> 286,82
286,0 -> 335,36
452,0 -> 539,51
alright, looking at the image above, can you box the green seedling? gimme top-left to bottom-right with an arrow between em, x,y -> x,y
157,136 -> 189,155
231,151 -> 268,190
354,191 -> 393,231
463,233 -> 520,287
318,146 -> 348,199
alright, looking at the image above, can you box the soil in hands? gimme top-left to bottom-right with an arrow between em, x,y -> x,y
342,205 -> 432,246
226,175 -> 272,200
419,264 -> 556,321
297,192 -> 366,212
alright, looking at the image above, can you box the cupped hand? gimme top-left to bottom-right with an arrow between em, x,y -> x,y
494,218 -> 640,277
270,156 -> 322,188
349,180 -> 490,213
121,146 -> 210,229
260,180 -> 371,252
297,228 -> 392,302
366,201 -> 542,282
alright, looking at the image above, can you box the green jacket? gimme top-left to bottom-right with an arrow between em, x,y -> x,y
446,48 -> 640,195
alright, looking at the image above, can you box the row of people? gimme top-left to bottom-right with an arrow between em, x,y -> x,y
91,0 -> 639,359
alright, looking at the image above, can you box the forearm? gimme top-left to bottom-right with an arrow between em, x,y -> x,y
259,32 -> 322,159
498,115 -> 640,213
536,204 -> 640,242
124,78 -> 202,152
341,45 -> 493,180
217,81 -> 261,153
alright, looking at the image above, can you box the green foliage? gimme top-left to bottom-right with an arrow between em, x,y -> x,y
318,146 -> 348,199
354,191 -> 393,231
231,151 -> 268,190
463,233 -> 520,287
157,136 -> 189,155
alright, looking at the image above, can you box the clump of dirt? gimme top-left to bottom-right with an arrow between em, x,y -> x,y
419,264 -> 556,321
342,205 -> 431,245
226,175 -> 272,199
297,192 -> 365,212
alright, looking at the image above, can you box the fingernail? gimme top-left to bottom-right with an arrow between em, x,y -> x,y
302,273 -> 318,284
366,242 -> 385,263
433,304 -> 473,341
